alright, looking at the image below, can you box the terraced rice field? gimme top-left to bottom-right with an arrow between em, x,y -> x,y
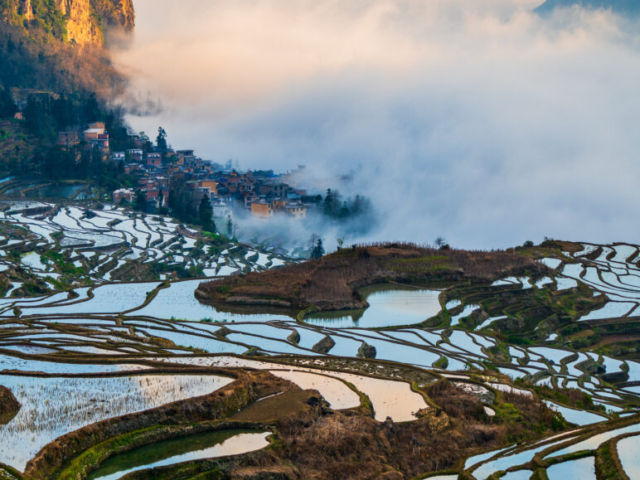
0,205 -> 638,479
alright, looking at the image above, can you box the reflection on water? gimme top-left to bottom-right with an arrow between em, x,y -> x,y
305,285 -> 442,328
0,374 -> 232,471
546,457 -> 596,480
133,280 -> 294,323
88,430 -> 270,480
616,435 -> 639,479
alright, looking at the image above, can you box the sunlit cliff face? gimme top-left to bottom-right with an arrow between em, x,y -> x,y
114,0 -> 640,249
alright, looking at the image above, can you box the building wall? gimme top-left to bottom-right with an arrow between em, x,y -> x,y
251,203 -> 273,218
201,180 -> 218,195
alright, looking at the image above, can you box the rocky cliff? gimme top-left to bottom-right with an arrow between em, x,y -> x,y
0,0 -> 135,96
1,0 -> 135,46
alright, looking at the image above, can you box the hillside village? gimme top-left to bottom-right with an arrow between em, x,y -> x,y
1,90 -> 373,250
59,121 -> 330,223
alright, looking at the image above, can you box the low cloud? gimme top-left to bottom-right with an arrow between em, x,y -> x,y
114,0 -> 640,249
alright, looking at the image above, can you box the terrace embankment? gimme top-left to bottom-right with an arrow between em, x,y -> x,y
134,377 -> 566,480
195,243 -> 540,313
0,385 -> 20,424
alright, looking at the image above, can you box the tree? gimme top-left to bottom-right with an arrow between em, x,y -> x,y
0,88 -> 17,118
156,127 -> 168,160
311,238 -> 325,259
226,216 -> 234,238
139,132 -> 153,153
434,237 -> 449,250
42,146 -> 76,180
134,190 -> 147,212
198,196 -> 215,232
82,94 -> 101,122
308,234 -> 320,251
323,189 -> 342,217
338,201 -> 350,219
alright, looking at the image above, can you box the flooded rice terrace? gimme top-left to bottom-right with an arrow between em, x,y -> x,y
88,430 -> 270,480
0,374 -> 233,470
305,284 -> 442,328
0,201 -> 638,478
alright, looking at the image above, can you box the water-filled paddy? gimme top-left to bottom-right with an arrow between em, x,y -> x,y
132,280 -> 291,322
0,374 -> 234,471
542,401 -> 606,426
88,430 -> 270,480
269,370 -> 361,409
314,370 -> 427,422
305,286 -> 442,328
0,354 -> 150,374
25,184 -> 87,199
547,457 -> 596,480
500,470 -> 532,480
548,423 -> 640,458
27,283 -> 160,315
472,443 -> 554,479
616,435 -> 640,478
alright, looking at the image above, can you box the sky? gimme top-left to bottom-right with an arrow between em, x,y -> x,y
113,0 -> 640,249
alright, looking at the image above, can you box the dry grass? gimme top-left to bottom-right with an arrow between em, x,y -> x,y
231,378 -> 562,480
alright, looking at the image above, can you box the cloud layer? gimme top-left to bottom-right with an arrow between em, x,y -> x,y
114,0 -> 640,249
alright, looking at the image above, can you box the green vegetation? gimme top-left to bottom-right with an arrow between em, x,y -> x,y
433,356 -> 449,369
595,438 -> 629,480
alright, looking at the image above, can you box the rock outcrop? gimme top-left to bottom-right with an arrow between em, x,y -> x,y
3,0 -> 135,46
58,0 -> 135,45
0,385 -> 20,424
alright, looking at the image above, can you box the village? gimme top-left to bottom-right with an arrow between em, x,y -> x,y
60,122 -> 317,224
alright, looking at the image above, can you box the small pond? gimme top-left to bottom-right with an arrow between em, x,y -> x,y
24,184 -> 87,199
88,430 -> 270,480
305,285 -> 442,328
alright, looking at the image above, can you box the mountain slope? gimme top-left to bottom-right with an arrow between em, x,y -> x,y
535,0 -> 640,16
0,0 -> 134,46
0,0 -> 135,96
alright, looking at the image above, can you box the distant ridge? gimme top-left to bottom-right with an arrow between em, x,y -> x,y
535,0 -> 640,16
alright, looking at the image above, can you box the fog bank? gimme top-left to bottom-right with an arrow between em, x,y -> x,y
114,0 -> 640,249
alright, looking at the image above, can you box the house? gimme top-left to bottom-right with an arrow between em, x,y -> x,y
201,180 -> 218,195
146,153 -> 162,168
128,149 -> 143,162
212,200 -> 231,218
113,188 -> 135,204
58,131 -> 79,148
96,133 -> 110,152
284,203 -> 307,219
244,195 -> 260,209
112,152 -> 126,163
251,201 -> 274,218
128,134 -> 143,148
258,183 -> 289,198
83,122 -> 105,142
125,163 -> 143,175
